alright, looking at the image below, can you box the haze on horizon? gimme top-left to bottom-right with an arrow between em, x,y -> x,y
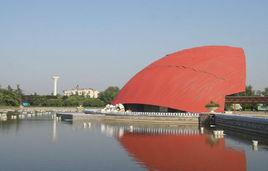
0,0 -> 268,95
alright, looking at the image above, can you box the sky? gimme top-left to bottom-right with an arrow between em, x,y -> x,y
0,0 -> 268,94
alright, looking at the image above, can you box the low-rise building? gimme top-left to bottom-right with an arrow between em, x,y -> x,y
63,86 -> 99,98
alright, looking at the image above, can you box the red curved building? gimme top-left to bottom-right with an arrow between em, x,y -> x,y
113,46 -> 246,112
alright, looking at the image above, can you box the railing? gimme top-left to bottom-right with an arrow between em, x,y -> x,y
89,110 -> 200,117
225,96 -> 268,104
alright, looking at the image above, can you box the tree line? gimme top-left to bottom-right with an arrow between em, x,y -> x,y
0,85 -> 23,106
226,85 -> 268,111
0,85 -> 120,107
236,85 -> 268,96
1,84 -> 267,109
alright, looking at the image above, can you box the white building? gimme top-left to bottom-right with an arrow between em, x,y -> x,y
63,86 -> 99,98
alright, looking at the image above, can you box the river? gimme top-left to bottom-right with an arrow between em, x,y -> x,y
0,112 -> 268,171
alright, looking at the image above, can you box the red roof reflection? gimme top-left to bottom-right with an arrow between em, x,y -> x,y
119,133 -> 246,171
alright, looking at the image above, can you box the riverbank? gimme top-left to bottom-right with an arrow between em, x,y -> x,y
215,114 -> 268,136
1,106 -> 267,116
230,111 -> 268,118
57,112 -> 199,125
0,106 -> 79,113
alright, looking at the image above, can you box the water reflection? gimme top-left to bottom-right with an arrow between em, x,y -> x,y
119,133 -> 246,171
52,117 -> 57,142
1,113 -> 268,171
99,124 -> 200,137
74,122 -> 246,171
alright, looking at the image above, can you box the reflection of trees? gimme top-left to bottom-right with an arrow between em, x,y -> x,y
206,135 -> 220,146
0,112 -> 21,133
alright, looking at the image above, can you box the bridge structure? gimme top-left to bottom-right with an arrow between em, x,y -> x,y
225,96 -> 268,104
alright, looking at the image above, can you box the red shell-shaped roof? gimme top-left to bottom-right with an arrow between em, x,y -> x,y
113,46 -> 246,112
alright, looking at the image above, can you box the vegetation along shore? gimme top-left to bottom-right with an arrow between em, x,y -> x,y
0,85 -> 119,108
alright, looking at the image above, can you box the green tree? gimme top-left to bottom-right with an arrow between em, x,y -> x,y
235,85 -> 258,111
255,90 -> 262,96
47,98 -> 63,107
98,86 -> 120,104
82,98 -> 104,107
63,95 -> 83,106
15,84 -> 23,97
237,85 -> 255,96
7,85 -> 12,92
246,85 -> 255,96
0,85 -> 120,107
0,88 -> 20,106
262,87 -> 268,96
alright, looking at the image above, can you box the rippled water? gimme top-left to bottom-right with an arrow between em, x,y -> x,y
0,113 -> 268,171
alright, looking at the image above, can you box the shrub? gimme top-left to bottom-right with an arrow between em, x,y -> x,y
205,101 -> 220,108
82,98 -> 105,107
98,86 -> 120,104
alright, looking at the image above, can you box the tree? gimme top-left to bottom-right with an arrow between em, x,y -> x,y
14,84 -> 23,102
245,85 -> 255,96
235,85 -> 258,111
16,85 -> 23,96
255,90 -> 262,96
82,98 -> 104,107
0,88 -> 20,106
47,99 -> 63,107
63,95 -> 83,106
7,85 -> 13,92
98,86 -> 120,104
237,85 -> 255,96
263,87 -> 268,96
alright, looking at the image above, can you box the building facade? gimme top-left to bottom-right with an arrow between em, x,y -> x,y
112,46 -> 246,113
63,87 -> 99,98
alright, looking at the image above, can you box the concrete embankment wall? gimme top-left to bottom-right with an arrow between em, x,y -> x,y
215,114 -> 268,135
0,107 -> 78,113
57,113 -> 199,125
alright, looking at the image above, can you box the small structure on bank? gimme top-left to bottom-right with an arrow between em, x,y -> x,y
101,104 -> 125,113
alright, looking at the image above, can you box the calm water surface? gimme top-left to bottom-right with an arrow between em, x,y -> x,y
0,113 -> 268,171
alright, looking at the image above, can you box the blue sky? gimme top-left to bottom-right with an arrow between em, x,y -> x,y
0,0 -> 268,94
